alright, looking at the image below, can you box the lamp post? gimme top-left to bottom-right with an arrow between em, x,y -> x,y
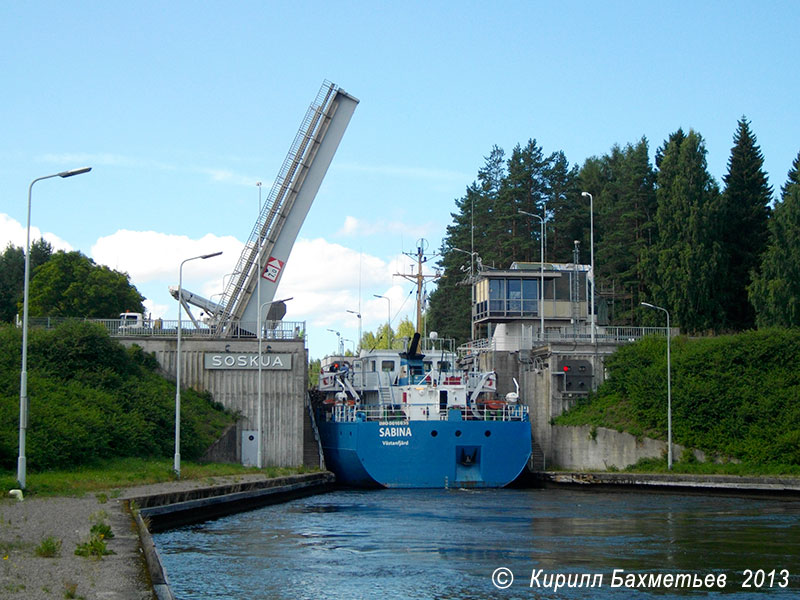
452,247 -> 480,340
327,328 -> 343,355
641,301 -> 672,470
18,167 -> 92,489
518,210 -> 545,342
257,297 -> 292,469
346,309 -> 362,353
374,294 -> 391,348
175,251 -> 223,478
581,192 -> 595,344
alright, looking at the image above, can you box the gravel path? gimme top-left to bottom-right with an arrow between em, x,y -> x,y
0,474 -> 279,600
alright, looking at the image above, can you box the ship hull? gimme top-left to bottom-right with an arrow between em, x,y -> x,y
317,417 -> 531,488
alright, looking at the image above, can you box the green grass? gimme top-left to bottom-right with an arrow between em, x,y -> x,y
34,536 -> 62,558
621,455 -> 800,476
0,457 -> 314,497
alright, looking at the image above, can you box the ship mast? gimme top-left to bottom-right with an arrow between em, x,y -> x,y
394,239 -> 439,334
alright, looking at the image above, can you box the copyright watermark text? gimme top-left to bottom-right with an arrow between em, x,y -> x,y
490,568 -> 792,592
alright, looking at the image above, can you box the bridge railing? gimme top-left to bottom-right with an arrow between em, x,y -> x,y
24,317 -> 307,342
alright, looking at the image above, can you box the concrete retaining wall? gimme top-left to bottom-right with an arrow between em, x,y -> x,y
552,425 -> 662,470
118,337 -> 307,467
129,472 -> 334,599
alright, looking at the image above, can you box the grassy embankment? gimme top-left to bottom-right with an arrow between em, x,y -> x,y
0,458 -> 312,497
0,321 -> 295,494
555,328 -> 800,475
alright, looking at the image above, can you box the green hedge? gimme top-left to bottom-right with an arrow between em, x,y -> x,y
0,322 -> 234,471
555,329 -> 800,467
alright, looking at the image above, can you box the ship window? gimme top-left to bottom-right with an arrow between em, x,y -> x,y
381,360 -> 395,372
431,430 -> 438,437
485,430 -> 491,437
455,430 -> 462,437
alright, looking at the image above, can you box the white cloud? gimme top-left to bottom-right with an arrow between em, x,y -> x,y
0,213 -> 73,252
334,215 -> 435,239
198,168 -> 260,187
142,298 -> 170,319
90,229 -> 243,283
0,215 -> 427,355
278,238 -> 432,334
39,153 -> 260,188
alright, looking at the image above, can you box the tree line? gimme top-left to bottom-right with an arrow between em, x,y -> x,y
428,117 -> 800,343
0,242 -> 144,322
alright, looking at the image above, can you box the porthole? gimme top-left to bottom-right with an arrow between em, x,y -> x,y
431,430 -> 438,437
455,430 -> 462,437
484,430 -> 491,437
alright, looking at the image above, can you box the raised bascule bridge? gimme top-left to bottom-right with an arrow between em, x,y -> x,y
106,81 -> 358,469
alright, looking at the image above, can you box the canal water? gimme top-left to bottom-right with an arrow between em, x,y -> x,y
154,488 -> 800,599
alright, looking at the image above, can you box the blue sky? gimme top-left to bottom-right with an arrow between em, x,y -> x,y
2,1 -> 798,358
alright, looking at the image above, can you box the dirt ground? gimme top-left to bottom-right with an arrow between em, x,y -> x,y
0,474 -> 280,600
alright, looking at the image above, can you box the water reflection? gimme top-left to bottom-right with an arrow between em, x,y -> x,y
155,488 -> 800,599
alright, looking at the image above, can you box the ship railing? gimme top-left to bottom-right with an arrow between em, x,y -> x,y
330,403 -> 528,423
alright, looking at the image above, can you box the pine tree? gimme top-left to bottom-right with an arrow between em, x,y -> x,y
749,150 -> 800,326
718,117 -> 773,330
545,151 -> 581,263
645,129 -> 724,332
428,147 -> 506,343
580,138 -> 657,323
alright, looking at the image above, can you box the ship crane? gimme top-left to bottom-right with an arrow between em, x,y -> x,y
177,81 -> 359,335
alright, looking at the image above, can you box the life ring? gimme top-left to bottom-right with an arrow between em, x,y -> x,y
484,400 -> 505,410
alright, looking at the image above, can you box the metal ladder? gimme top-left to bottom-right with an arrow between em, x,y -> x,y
378,372 -> 394,405
216,82 -> 338,331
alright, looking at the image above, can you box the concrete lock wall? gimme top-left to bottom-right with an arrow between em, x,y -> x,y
118,337 -> 307,468
488,344 -> 694,471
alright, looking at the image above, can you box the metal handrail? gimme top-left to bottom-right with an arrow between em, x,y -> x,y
217,81 -> 337,328
23,317 -> 307,342
329,402 -> 528,423
459,326 -> 677,354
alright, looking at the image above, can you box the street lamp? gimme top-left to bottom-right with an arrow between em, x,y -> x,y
641,301 -> 672,470
346,309 -> 362,353
327,328 -> 343,355
373,294 -> 391,348
257,297 -> 292,469
581,192 -> 595,344
18,167 -> 92,489
452,247 -> 480,340
175,251 -> 223,478
518,210 -> 545,342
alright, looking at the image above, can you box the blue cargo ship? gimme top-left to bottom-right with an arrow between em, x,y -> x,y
316,333 -> 532,488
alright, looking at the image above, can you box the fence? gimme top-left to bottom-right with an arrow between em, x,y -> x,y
24,317 -> 306,342
459,325 -> 677,353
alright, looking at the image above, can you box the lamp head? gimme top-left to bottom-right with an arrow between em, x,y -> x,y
59,167 -> 92,178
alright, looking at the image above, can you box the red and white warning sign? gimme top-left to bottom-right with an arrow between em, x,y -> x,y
262,257 -> 284,282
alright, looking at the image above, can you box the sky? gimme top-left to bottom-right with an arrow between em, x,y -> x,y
1,1 -> 799,359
